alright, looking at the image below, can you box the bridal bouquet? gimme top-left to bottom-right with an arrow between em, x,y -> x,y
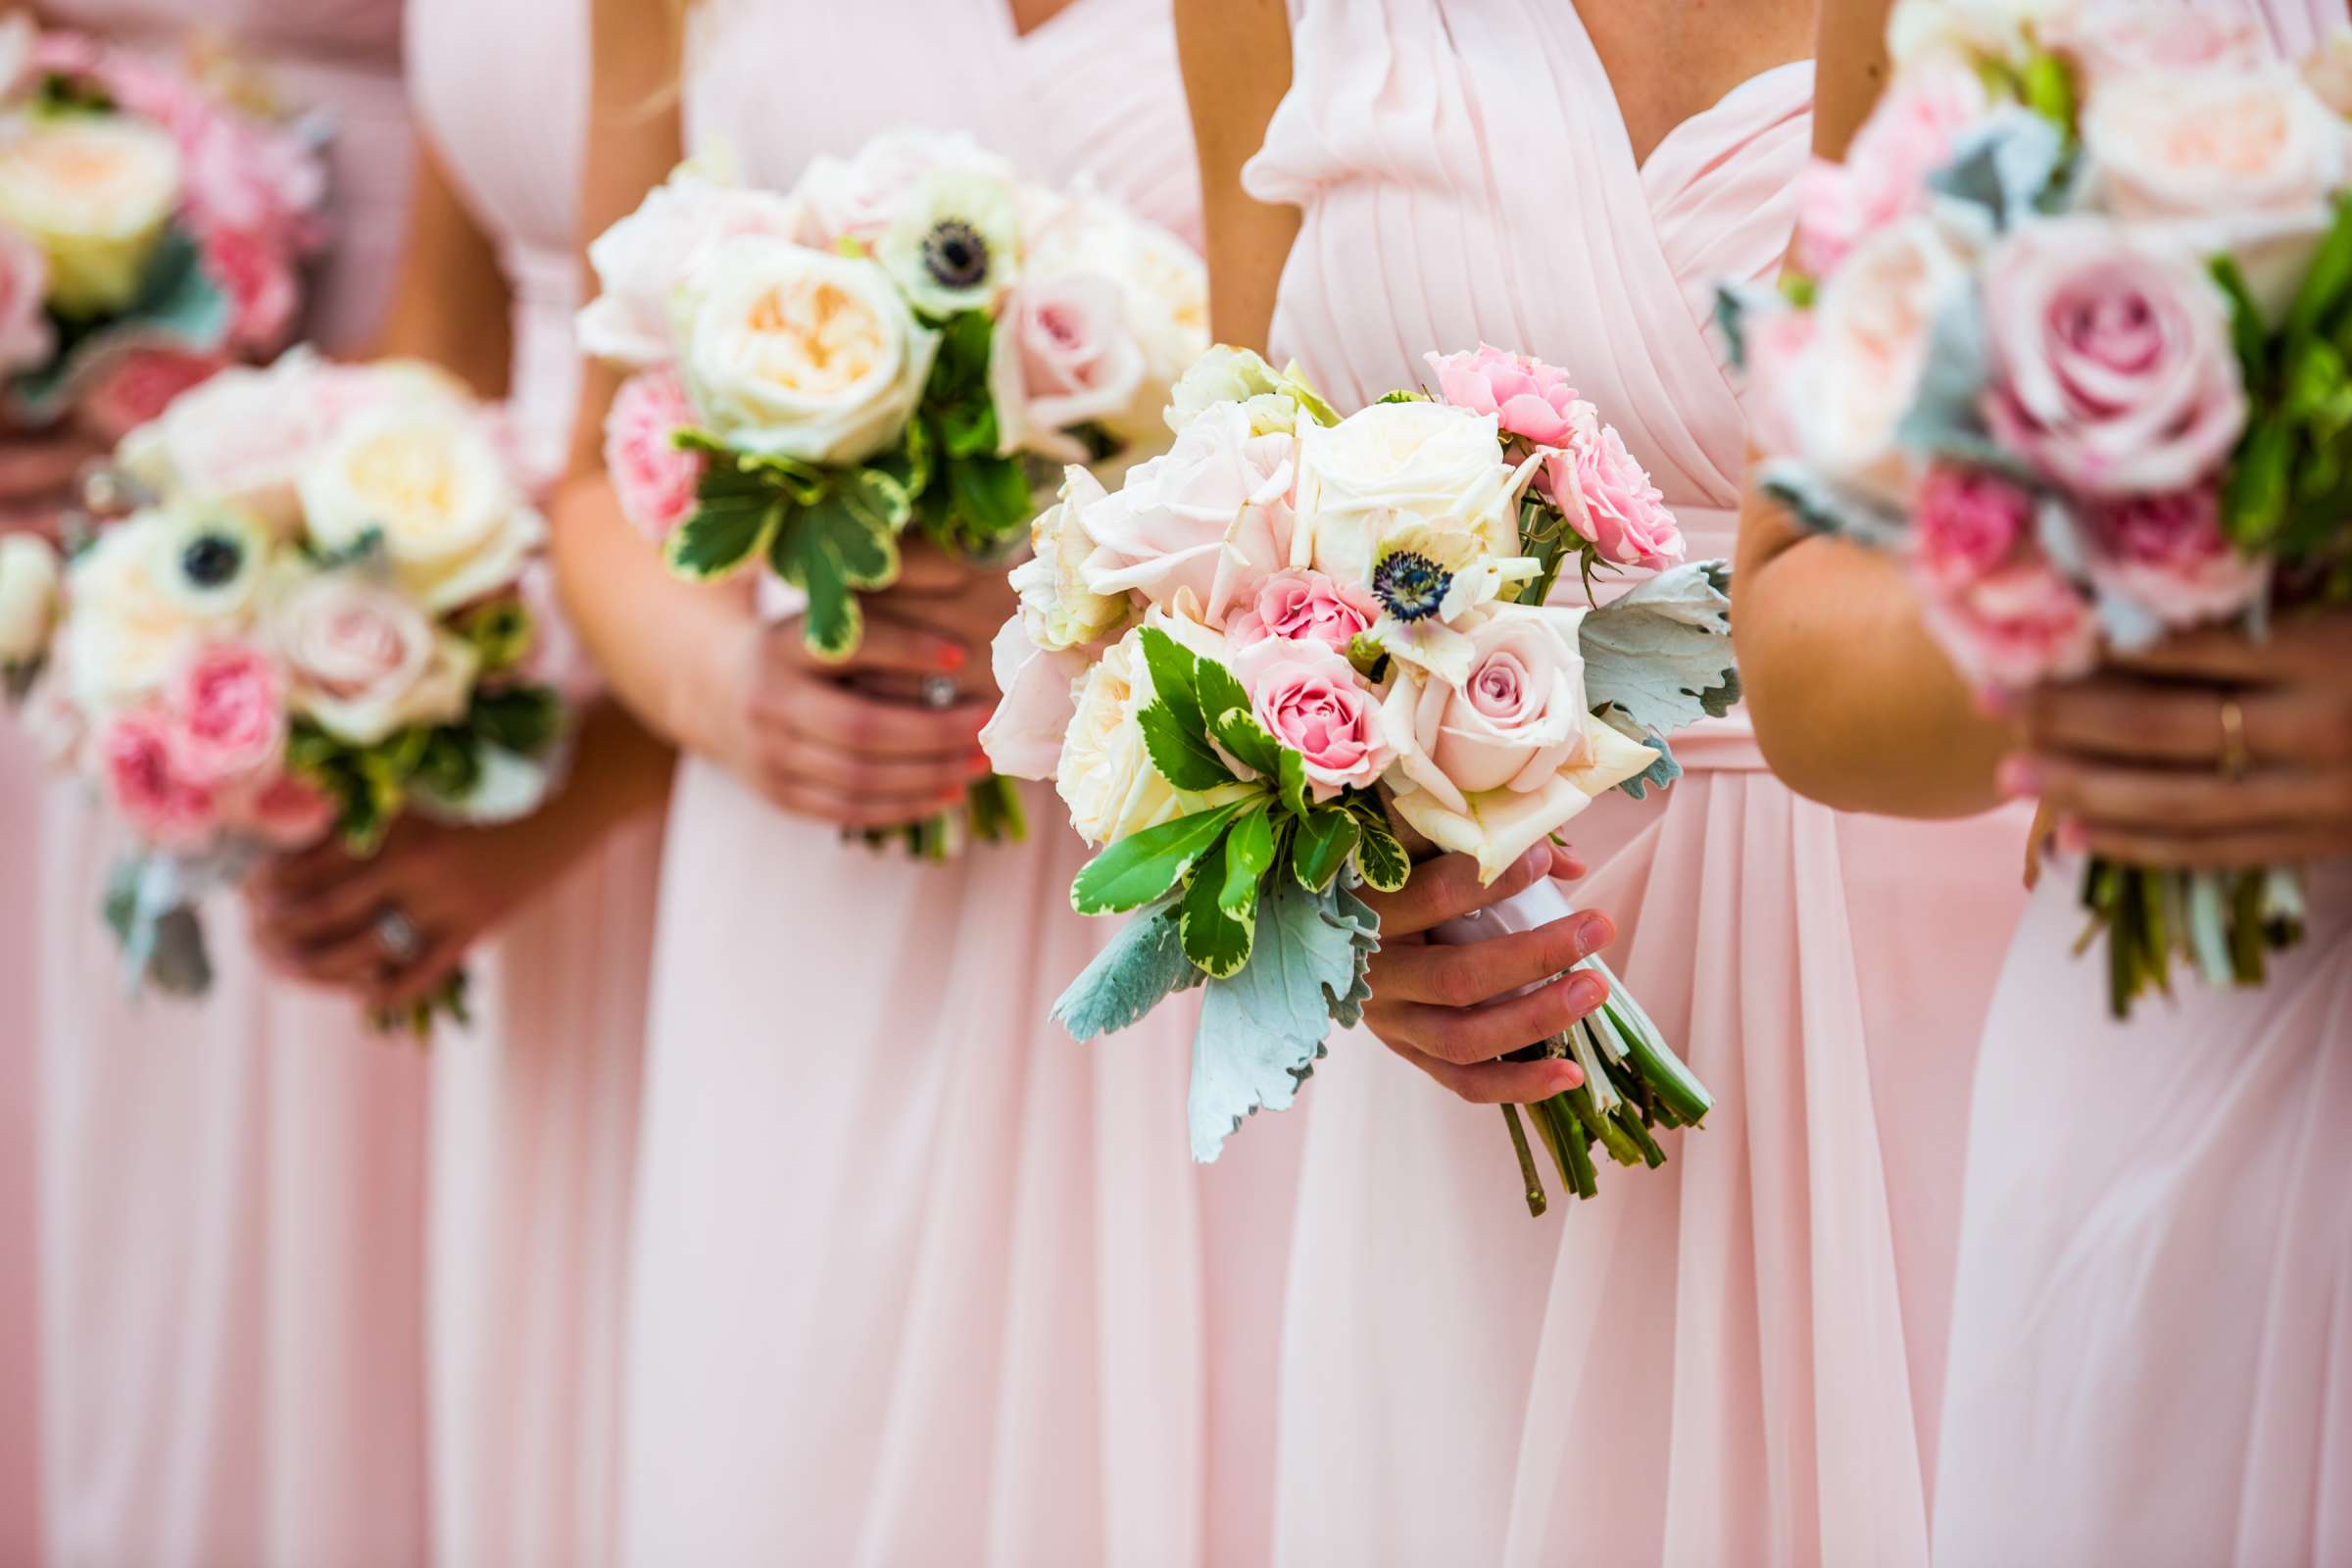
0,14 -> 328,430
579,132 -> 1207,857
1725,0 -> 2352,1016
985,344 -> 1734,1215
3,351 -> 564,1032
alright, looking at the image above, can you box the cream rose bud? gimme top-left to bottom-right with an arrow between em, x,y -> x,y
1381,603 -> 1656,881
1292,401 -> 1527,584
0,116 -> 182,318
1056,620 -> 1251,846
676,239 -> 938,466
1164,345 -> 1289,434
270,571 -> 477,746
1010,466 -> 1129,651
298,400 -> 544,614
0,532 -> 61,663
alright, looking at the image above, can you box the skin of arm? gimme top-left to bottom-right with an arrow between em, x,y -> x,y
1731,0 -> 2017,819
1175,0 -> 1300,351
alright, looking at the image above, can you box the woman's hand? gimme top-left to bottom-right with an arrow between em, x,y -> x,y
2006,610 -> 2352,869
248,817 -> 554,1016
0,428 -> 103,535
708,609 -> 1000,831
1358,843 -> 1619,1104
863,541 -> 1019,701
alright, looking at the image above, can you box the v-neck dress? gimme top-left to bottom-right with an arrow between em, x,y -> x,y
618,4 -> 1290,1564
1242,2 -> 2035,1561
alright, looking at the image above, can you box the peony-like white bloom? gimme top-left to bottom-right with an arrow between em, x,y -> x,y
1056,618 -> 1251,845
1291,399 -> 1531,583
576,164 -> 805,367
298,398 -> 545,613
1079,401 -> 1298,629
1009,466 -> 1130,652
268,569 -> 477,746
874,166 -> 1023,318
118,348 -> 347,533
0,531 -> 61,663
0,114 -> 182,318
675,238 -> 939,466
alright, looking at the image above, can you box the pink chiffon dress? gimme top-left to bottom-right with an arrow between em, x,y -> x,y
407,4 -> 664,1565
1242,4 -> 2037,1562
29,5 -> 423,1564
619,3 -> 1296,1563
1935,7 -> 2350,1560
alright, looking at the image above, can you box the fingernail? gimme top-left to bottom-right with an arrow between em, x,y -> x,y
1564,973 -> 1607,1015
1996,756 -> 2039,800
2056,815 -> 2089,856
936,644 -> 966,672
1520,845 -> 1550,879
1975,684 -> 2015,718
968,751 -> 995,776
1552,1060 -> 1586,1092
1575,913 -> 1613,954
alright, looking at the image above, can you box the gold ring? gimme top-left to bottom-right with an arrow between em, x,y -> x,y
2218,696 -> 2253,782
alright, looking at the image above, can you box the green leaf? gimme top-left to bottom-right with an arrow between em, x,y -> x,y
2018,46 -> 2077,137
1194,655 -> 1260,746
2287,194 -> 2352,351
1138,697 -> 1238,790
866,418 -> 932,511
1579,562 -> 1741,733
1347,800 -> 1409,893
2211,256 -> 2273,391
1291,807 -> 1359,894
2223,418 -> 2296,549
1209,705 -> 1281,779
1139,626 -> 1207,743
1182,837 -> 1255,978
938,399 -> 999,460
466,685 -> 564,759
664,473 -> 783,582
1050,895 -> 1204,1042
1276,748 -> 1311,819
1221,805 -> 1277,919
839,464 -> 914,532
1070,799 -> 1252,915
943,453 -> 1034,547
768,486 -> 904,661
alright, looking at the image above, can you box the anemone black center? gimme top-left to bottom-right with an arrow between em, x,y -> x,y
922,220 -> 992,290
180,534 -> 244,589
1373,551 -> 1450,623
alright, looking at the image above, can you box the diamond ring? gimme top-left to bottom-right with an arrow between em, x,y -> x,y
373,906 -> 423,965
921,673 -> 960,710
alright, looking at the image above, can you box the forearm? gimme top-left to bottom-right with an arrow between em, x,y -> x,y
361,137 -> 513,395
519,694 -> 675,869
1736,491 -> 2013,818
1176,0 -> 1300,352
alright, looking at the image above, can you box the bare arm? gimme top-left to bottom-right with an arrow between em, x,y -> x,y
362,137 -> 514,397
1176,0 -> 1300,351
1732,0 -> 2012,818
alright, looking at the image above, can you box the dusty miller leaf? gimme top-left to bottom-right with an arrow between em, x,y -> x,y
1579,562 -> 1741,735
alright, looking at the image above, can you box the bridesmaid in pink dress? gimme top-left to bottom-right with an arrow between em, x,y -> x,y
26,5 -> 425,1565
1923,2 -> 2352,1560
1188,1 -> 2035,1559
559,2 -> 1292,1561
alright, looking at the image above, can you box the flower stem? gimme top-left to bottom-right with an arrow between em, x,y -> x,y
1502,1104 -> 1547,1217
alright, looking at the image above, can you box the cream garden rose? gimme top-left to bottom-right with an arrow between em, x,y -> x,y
0,114 -> 182,317
1009,466 -> 1130,652
119,349 -> 347,532
676,238 -> 939,466
297,397 -> 545,613
1291,400 -> 1531,583
1057,617 -> 1251,846
0,531 -> 60,663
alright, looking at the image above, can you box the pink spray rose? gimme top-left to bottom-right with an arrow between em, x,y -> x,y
102,709 -> 219,848
1540,405 -> 1684,569
2085,483 -> 2267,628
77,345 -> 225,442
604,368 -> 707,544
1795,61 -> 1989,276
166,640 -> 286,788
1079,402 -> 1297,629
1233,635 -> 1391,799
1424,345 -> 1581,447
179,115 -> 325,249
202,225 -> 302,353
988,271 -> 1149,463
1912,466 -> 2032,590
1983,219 -> 2248,499
1225,568 -> 1379,656
0,226 -> 53,376
237,769 -> 335,849
1919,556 -> 2101,689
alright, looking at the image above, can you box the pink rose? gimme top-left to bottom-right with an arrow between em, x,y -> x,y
101,710 -> 218,849
1796,62 -> 1989,276
0,226 -> 53,375
1983,220 -> 2247,499
236,769 -> 335,849
1225,568 -> 1379,656
1080,402 -> 1297,628
1232,635 -> 1390,799
987,272 -> 1149,463
76,345 -> 225,442
271,573 -> 474,747
1913,466 -> 2031,590
201,226 -> 302,354
2052,1 -> 2270,83
2085,483 -> 2266,628
1920,556 -> 2101,689
1424,345 -> 1580,447
166,640 -> 286,788
604,368 -> 707,544
179,116 -> 325,250
1540,405 -> 1684,569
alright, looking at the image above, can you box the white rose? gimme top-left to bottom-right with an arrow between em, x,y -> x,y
0,531 -> 60,663
0,114 -> 182,318
1009,466 -> 1129,651
1786,214 -> 1976,504
874,166 -> 1023,318
2083,67 -> 2347,316
576,165 -> 805,368
1056,618 -> 1250,846
60,505 -> 268,714
118,349 -> 345,533
269,570 -> 476,746
1292,400 -> 1527,583
298,400 -> 544,613
676,238 -> 939,466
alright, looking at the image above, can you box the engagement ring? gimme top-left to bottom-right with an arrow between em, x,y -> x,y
373,906 -> 423,965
